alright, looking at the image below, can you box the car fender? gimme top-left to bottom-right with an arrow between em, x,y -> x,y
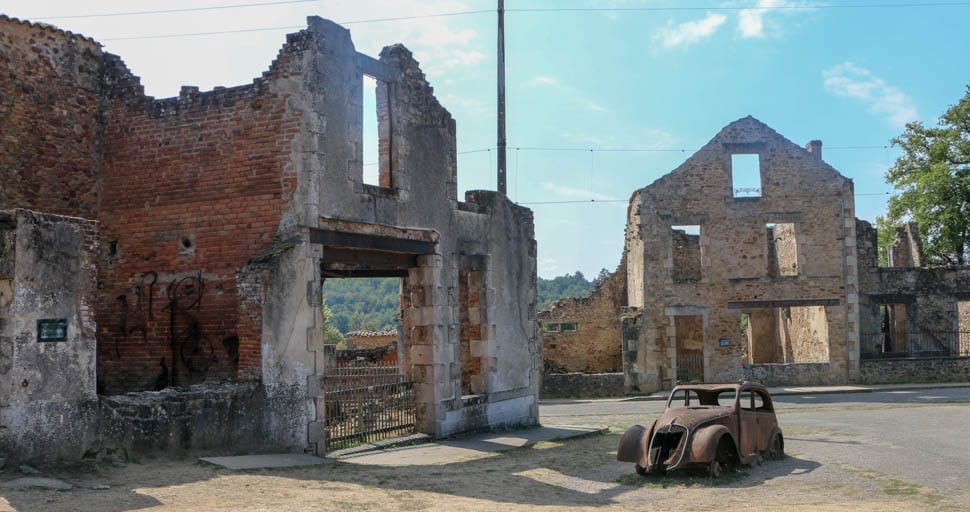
689,424 -> 734,463
617,422 -> 654,465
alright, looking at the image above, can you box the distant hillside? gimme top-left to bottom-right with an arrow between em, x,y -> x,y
322,271 -> 603,334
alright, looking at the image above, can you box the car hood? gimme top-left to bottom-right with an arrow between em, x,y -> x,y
655,407 -> 733,431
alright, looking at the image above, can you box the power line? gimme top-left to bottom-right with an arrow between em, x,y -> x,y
28,0 -> 319,20
508,2 -> 970,13
60,1 -> 970,41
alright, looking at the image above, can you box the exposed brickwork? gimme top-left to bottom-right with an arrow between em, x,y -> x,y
0,16 -> 103,218
539,260 -> 626,373
93,44 -> 303,393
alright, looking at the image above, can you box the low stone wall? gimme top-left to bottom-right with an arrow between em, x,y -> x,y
859,357 -> 970,384
541,372 -> 624,399
742,363 -> 836,386
97,382 -> 279,455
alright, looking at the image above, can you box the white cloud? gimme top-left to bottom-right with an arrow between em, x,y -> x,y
823,62 -> 918,128
527,75 -> 607,113
652,13 -> 726,49
542,182 -> 617,201
737,0 -> 814,39
529,75 -> 559,87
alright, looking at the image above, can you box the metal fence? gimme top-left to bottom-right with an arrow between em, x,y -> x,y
860,331 -> 970,359
676,350 -> 704,382
322,365 -> 416,453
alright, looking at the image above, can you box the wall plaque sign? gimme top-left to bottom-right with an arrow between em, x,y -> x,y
37,318 -> 68,342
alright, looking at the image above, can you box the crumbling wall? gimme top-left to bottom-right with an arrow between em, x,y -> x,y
0,16 -> 103,218
539,260 -> 626,373
0,210 -> 100,462
857,219 -> 970,357
95,40 -> 304,393
624,117 -> 858,391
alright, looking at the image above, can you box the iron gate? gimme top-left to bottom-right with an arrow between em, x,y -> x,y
322,361 -> 416,452
676,349 -> 704,382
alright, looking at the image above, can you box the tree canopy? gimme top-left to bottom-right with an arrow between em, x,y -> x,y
880,86 -> 970,266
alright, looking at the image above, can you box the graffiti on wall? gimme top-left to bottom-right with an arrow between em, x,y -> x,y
114,271 -> 237,387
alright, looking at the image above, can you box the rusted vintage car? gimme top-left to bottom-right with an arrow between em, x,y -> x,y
617,381 -> 783,478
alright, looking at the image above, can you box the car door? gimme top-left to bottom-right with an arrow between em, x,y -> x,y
753,389 -> 777,450
737,389 -> 759,458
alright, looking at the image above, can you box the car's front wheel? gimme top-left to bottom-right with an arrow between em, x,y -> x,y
635,464 -> 648,476
708,459 -> 722,478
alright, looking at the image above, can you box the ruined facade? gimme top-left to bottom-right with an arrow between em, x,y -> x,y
623,117 -> 859,392
538,260 -> 626,373
0,15 -> 539,462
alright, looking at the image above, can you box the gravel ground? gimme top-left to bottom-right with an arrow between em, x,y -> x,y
0,400 -> 966,511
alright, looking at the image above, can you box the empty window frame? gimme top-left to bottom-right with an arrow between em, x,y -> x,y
731,154 -> 761,198
361,75 -> 382,186
542,322 -> 578,333
671,225 -> 702,282
766,223 -> 798,276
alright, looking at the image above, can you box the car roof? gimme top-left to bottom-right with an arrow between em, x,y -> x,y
671,381 -> 769,393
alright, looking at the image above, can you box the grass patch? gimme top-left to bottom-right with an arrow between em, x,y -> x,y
833,463 -> 946,506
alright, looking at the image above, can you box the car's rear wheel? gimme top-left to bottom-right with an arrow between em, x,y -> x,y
767,433 -> 785,460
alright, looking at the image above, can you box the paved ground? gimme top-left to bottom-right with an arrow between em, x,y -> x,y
1,383 -> 968,511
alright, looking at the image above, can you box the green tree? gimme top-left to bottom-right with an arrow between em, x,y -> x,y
321,299 -> 345,348
883,86 -> 970,265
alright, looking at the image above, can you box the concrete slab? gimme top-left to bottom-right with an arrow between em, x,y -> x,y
198,453 -> 332,470
339,425 -> 607,466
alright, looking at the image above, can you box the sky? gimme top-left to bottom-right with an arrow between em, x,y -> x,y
5,0 -> 969,278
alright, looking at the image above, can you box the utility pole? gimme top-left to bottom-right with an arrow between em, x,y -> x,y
497,0 -> 507,195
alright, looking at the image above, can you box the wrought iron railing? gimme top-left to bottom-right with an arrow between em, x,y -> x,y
322,365 -> 416,453
860,331 -> 970,359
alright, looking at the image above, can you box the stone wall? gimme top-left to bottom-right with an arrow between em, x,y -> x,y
0,210 -> 100,462
742,363 -> 834,386
97,383 -> 281,455
859,358 -> 970,384
624,118 -> 858,392
541,372 -> 625,399
539,260 -> 626,373
0,16 -> 103,218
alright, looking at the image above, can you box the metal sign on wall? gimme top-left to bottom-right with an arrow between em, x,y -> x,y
37,318 -> 68,342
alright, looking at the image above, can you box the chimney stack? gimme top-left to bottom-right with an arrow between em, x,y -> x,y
806,140 -> 822,161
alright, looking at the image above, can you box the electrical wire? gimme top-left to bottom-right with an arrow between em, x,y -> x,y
28,0 -> 320,20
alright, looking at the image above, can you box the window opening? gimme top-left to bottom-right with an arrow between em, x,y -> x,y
542,323 -> 561,333
362,75 -> 380,186
767,223 -> 798,276
560,322 -> 578,332
671,225 -> 702,282
747,306 -> 830,364
731,154 -> 761,198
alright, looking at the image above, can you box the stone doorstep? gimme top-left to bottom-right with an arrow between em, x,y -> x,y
326,433 -> 432,459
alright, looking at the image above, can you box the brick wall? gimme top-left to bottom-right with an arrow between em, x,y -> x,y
0,17 -> 103,218
95,50 -> 302,393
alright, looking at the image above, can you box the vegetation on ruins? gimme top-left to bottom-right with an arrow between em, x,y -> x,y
321,272 -> 603,335
879,86 -> 970,266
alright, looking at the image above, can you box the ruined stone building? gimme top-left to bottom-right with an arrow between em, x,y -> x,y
621,117 -> 970,393
538,260 -> 626,374
623,117 -> 859,391
0,15 -> 540,462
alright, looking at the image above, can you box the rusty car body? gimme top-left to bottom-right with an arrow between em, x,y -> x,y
617,381 -> 783,477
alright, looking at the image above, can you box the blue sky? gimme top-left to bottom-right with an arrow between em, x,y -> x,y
7,0 -> 969,278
